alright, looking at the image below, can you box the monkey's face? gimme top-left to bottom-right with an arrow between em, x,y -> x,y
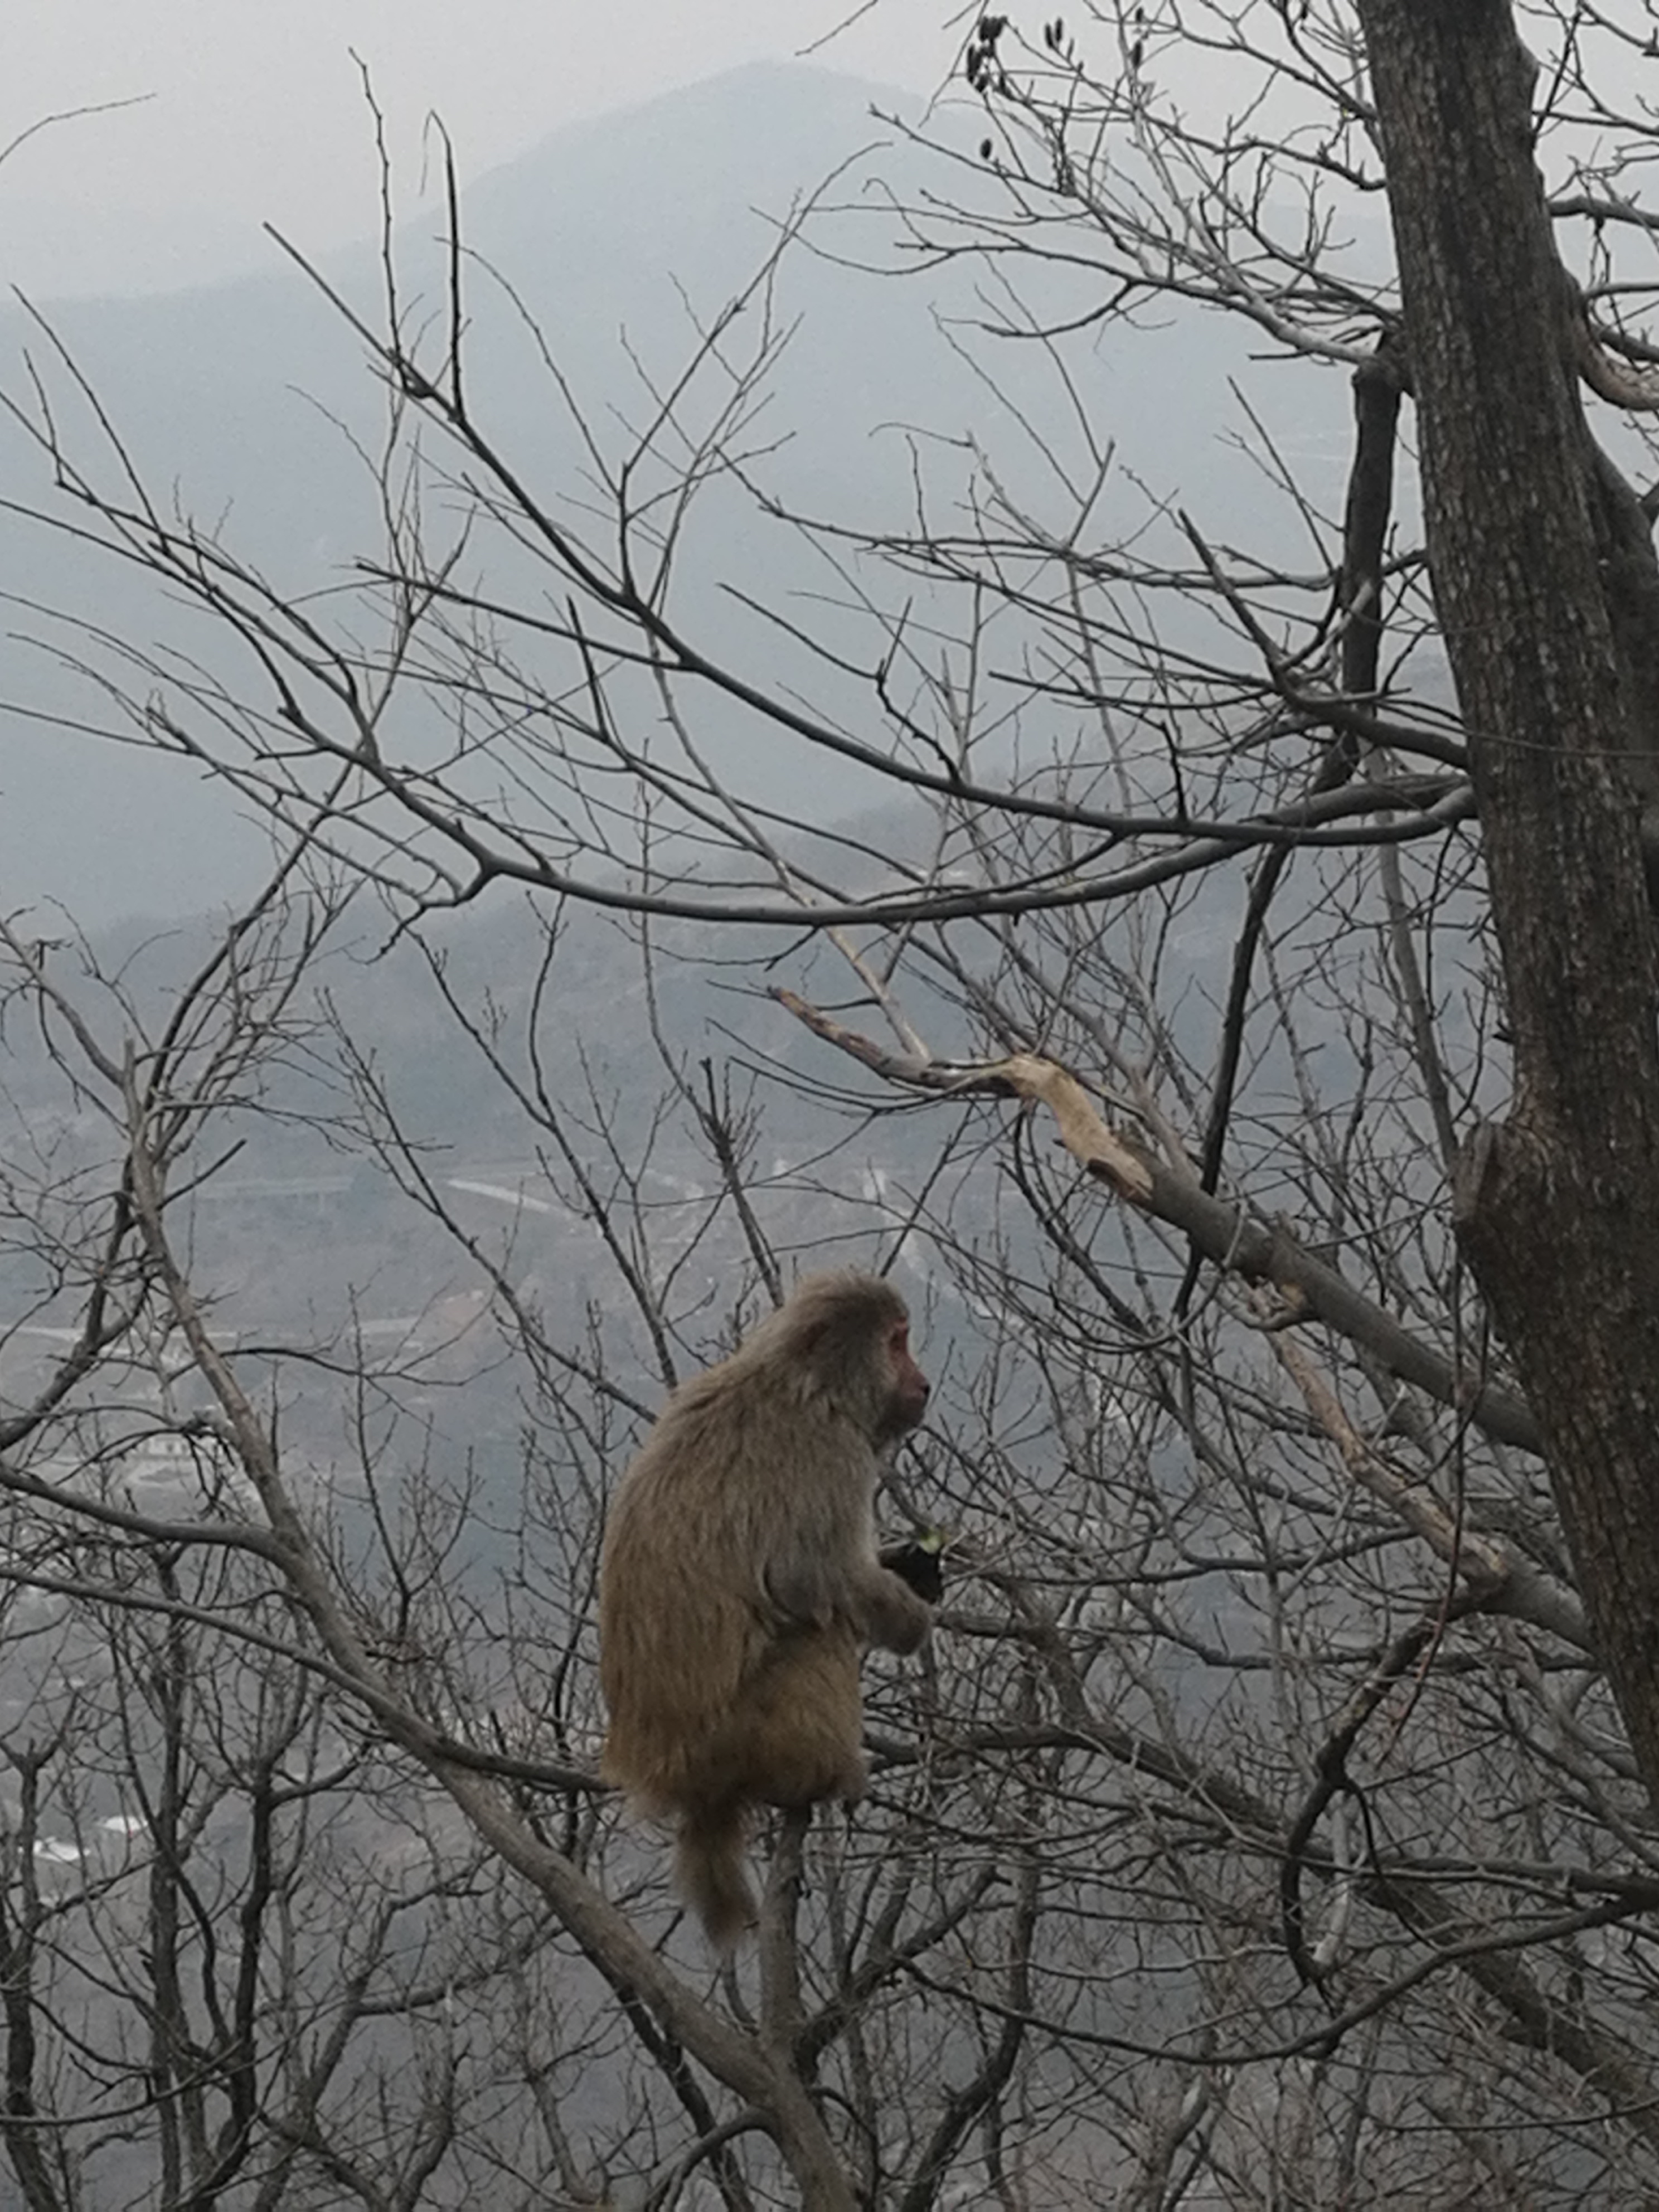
880,1319 -> 930,1441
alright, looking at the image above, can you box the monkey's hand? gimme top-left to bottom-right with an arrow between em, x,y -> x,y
879,1532 -> 947,1607
858,1560 -> 936,1655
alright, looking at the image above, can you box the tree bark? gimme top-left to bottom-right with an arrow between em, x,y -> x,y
1358,0 -> 1659,1791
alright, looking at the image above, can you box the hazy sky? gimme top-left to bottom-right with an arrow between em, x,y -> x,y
3,2 -> 950,299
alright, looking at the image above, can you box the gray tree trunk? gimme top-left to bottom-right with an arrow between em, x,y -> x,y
1357,0 -> 1659,1793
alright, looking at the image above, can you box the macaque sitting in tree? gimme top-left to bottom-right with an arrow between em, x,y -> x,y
598,1272 -> 939,1947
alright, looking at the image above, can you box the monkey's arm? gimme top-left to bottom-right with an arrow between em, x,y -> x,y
762,1551 -> 933,1654
761,1551 -> 843,1632
758,1425 -> 935,1653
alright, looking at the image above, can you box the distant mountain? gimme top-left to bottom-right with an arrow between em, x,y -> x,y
0,63 -> 1342,926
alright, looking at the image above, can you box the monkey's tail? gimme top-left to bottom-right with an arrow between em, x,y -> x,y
675,1799 -> 755,1950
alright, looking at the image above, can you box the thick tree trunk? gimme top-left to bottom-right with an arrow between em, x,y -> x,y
1357,0 -> 1659,1791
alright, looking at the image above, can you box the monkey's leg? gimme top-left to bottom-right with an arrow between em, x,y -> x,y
732,1628 -> 869,1807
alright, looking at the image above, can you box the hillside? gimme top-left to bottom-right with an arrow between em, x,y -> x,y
0,62 -> 1337,925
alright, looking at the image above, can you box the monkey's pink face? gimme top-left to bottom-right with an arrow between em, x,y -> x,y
885,1320 -> 930,1436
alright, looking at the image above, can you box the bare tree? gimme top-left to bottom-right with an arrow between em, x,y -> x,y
9,1 -> 1659,2201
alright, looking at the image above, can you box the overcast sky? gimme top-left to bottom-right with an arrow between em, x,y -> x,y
3,2 -> 949,299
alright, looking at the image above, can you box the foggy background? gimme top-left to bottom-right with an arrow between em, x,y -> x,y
0,7 -> 1347,926
2,1 -> 948,298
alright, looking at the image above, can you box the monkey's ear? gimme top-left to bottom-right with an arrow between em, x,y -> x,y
879,1530 -> 948,1605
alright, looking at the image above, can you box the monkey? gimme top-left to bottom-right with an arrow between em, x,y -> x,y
598,1272 -> 938,1947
